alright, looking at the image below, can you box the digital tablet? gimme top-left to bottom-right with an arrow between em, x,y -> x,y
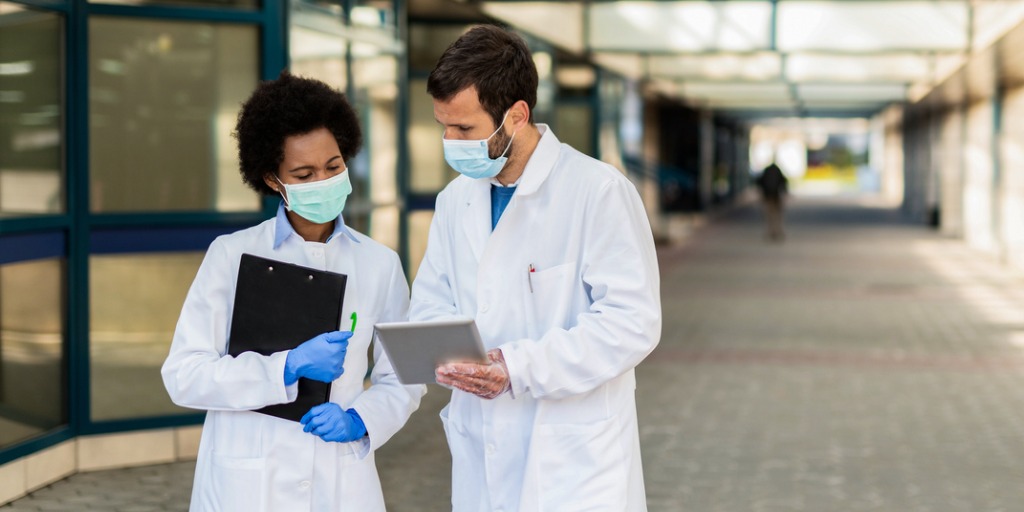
373,317 -> 487,385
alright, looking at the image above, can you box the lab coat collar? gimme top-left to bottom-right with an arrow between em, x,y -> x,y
513,124 -> 560,196
459,125 -> 560,261
272,201 -> 360,249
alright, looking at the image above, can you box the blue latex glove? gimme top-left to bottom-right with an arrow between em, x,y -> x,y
283,331 -> 353,385
300,403 -> 367,443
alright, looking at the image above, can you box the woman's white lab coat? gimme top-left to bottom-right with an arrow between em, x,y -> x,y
410,126 -> 661,511
162,208 -> 424,512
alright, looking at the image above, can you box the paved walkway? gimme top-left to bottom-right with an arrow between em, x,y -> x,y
6,194 -> 1024,511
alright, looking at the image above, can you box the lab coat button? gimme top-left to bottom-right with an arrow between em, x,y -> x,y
480,303 -> 489,313
486,444 -> 495,455
299,480 -> 311,490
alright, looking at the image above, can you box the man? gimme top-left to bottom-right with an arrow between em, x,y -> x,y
756,162 -> 788,241
409,25 -> 661,511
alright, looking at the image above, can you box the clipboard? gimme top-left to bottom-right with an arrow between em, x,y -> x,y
373,318 -> 487,385
228,253 -> 347,421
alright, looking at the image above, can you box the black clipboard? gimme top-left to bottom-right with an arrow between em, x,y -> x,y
228,253 -> 347,422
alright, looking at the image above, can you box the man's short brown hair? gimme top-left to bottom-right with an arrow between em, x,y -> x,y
427,25 -> 538,127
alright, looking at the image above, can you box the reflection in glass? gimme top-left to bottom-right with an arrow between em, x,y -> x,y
0,258 -> 65,448
89,18 -> 260,213
89,252 -> 203,421
0,4 -> 63,216
408,78 -> 454,194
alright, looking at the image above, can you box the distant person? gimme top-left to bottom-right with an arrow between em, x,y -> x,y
756,162 -> 788,241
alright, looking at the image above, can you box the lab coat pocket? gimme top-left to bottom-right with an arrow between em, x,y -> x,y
336,449 -> 386,510
439,403 -> 468,444
527,262 -> 578,331
533,418 -> 628,511
207,452 -> 267,512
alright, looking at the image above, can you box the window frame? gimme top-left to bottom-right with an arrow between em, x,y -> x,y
0,0 -> 286,465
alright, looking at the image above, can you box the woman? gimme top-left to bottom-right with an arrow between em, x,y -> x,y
161,71 -> 424,511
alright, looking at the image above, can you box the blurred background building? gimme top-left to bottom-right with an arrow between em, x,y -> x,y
2,0 -> 1024,502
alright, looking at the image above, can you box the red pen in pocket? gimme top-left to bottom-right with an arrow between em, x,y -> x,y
528,264 -> 535,293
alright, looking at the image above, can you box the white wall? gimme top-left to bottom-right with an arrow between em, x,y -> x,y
1000,85 -> 1024,270
963,99 -> 998,254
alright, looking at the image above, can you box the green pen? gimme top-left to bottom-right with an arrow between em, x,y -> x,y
349,311 -> 358,332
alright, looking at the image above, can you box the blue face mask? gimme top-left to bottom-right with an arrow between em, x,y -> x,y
442,111 -> 516,179
275,169 -> 352,224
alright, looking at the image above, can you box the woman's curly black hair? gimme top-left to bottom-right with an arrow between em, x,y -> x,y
234,71 -> 363,196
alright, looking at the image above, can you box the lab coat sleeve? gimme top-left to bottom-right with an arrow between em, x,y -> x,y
350,251 -> 426,455
161,238 -> 298,411
501,178 -> 662,400
409,191 -> 460,322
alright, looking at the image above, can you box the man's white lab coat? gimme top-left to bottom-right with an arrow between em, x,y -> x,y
162,208 -> 424,511
410,126 -> 661,511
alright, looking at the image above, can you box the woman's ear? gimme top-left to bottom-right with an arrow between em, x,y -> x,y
263,172 -> 281,193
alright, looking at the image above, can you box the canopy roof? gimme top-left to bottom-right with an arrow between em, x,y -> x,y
480,0 -> 1024,118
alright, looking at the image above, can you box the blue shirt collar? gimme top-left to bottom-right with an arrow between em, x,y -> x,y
273,201 -> 359,249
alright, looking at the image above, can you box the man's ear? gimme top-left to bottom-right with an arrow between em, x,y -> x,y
508,100 -> 531,130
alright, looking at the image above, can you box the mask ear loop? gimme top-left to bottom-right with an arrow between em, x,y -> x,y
497,129 -> 516,159
491,109 -> 518,159
273,175 -> 290,208
486,110 -> 511,140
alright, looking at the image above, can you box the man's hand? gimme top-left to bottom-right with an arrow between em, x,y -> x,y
435,349 -> 510,399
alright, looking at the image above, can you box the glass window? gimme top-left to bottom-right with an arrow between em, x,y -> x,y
0,3 -> 63,217
90,0 -> 258,9
408,78 -> 453,194
88,18 -> 260,213
555,103 -> 594,157
370,205 -> 398,252
351,0 -> 394,32
408,24 -> 468,71
352,47 -> 398,206
351,48 -> 399,251
406,210 -> 433,282
0,258 -> 65,448
89,252 -> 204,421
290,1 -> 347,91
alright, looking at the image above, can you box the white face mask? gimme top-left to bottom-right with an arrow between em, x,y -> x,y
275,169 -> 352,224
441,111 -> 515,179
